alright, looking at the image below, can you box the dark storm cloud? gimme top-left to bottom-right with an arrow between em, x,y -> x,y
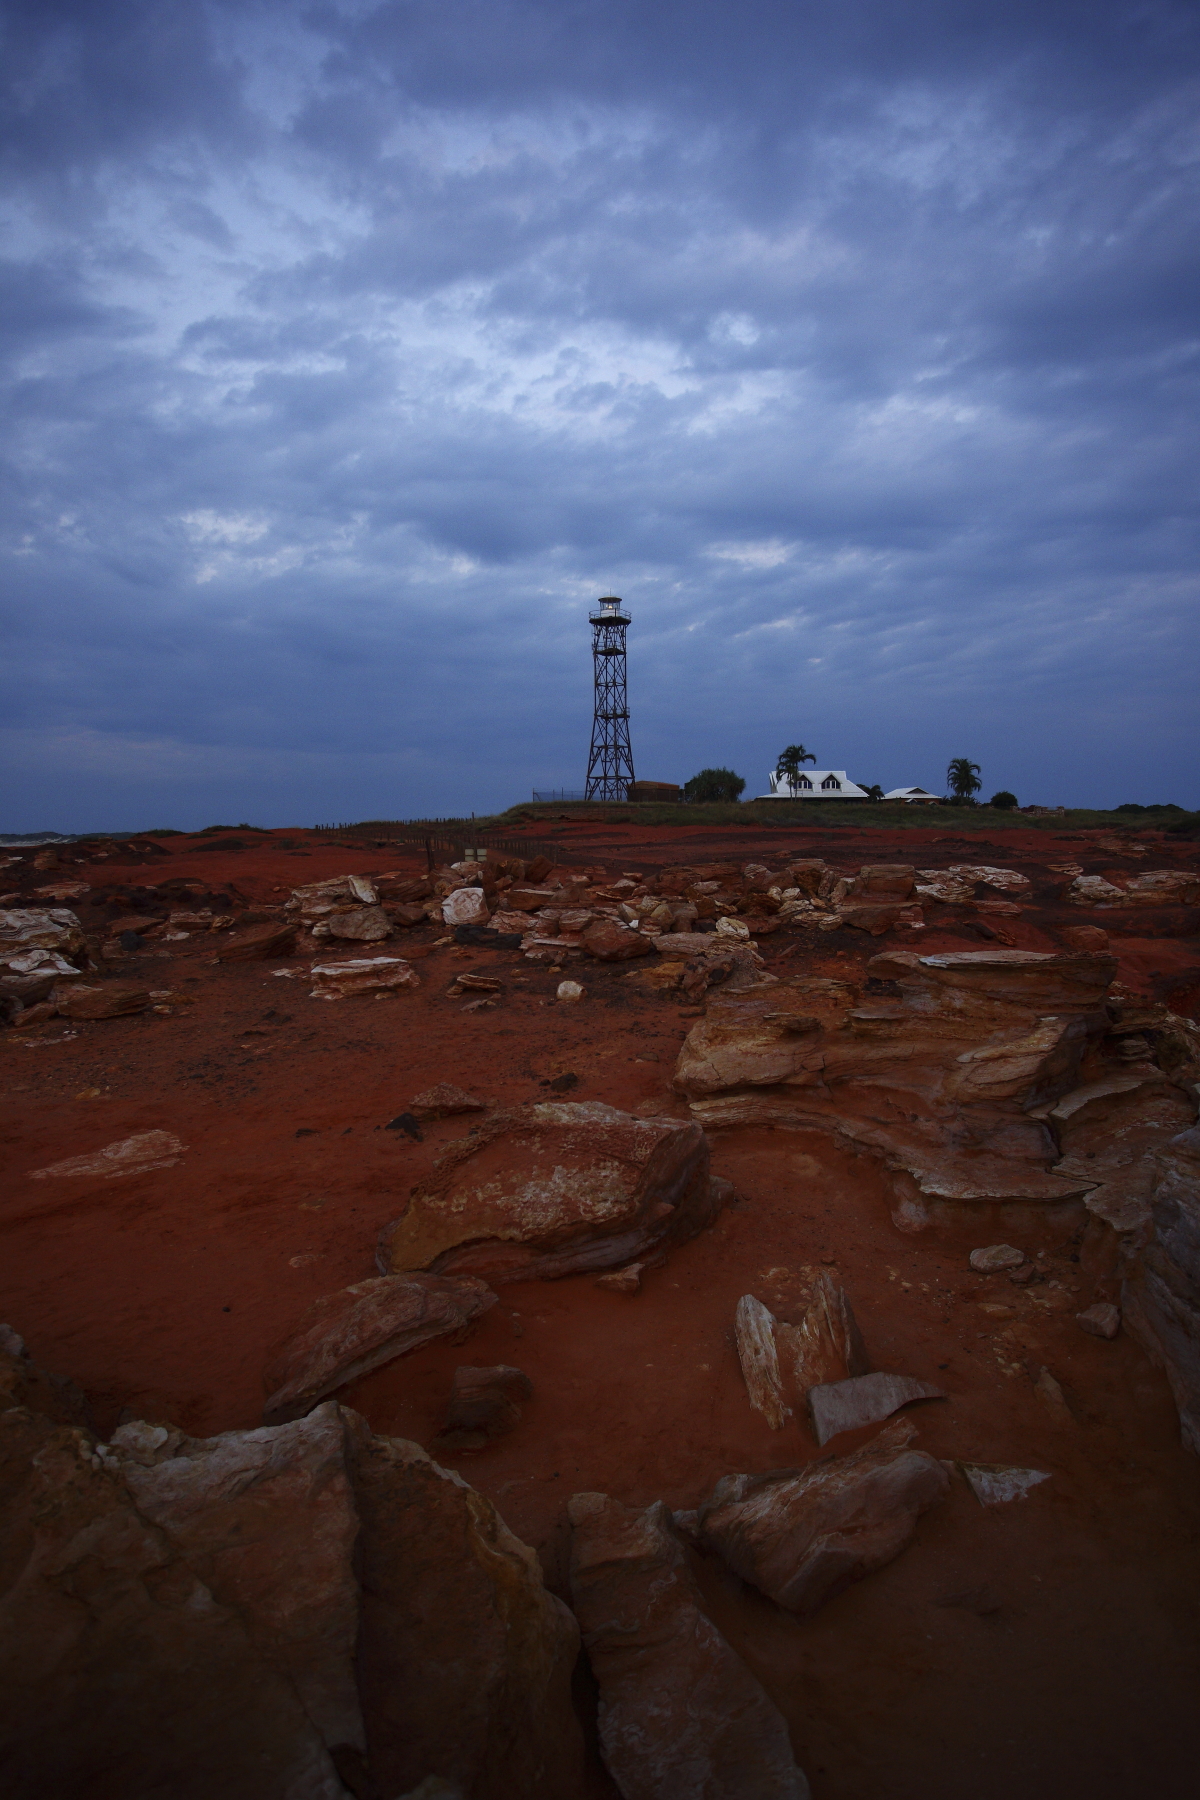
1,0 -> 1198,829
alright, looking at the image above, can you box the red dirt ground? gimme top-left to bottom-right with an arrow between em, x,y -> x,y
3,821 -> 1200,1799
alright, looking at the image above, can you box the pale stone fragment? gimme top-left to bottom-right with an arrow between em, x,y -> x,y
969,1244 -> 1026,1272
958,1462 -> 1052,1505
734,1293 -> 790,1429
29,1129 -> 186,1180
807,1372 -> 945,1446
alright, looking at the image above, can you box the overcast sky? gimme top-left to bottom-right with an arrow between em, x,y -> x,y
2,0 -> 1198,830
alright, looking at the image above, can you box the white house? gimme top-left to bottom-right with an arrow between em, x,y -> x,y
884,786 -> 941,804
758,770 -> 870,800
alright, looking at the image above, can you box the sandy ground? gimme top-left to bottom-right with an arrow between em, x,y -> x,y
3,820 -> 1200,1799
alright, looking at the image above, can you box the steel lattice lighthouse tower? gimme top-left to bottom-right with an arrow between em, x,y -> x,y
585,597 -> 635,799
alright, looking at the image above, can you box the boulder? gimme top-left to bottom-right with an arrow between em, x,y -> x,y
377,1102 -> 723,1283
113,1405 -> 364,1757
0,906 -> 85,958
865,948 -> 1116,1019
969,1244 -> 1025,1272
52,983 -> 150,1020
1061,924 -> 1110,951
441,890 -> 489,928
432,1364 -> 532,1449
503,885 -> 560,912
216,921 -> 300,962
326,905 -> 393,942
0,948 -> 84,1006
350,1426 -> 584,1800
1122,1126 -> 1200,1452
1077,1303 -> 1121,1339
408,1083 -> 487,1121
580,918 -> 653,961
837,901 -> 922,935
807,1372 -> 945,1446
568,1491 -> 809,1800
262,1274 -> 498,1425
857,864 -> 916,896
310,958 -> 420,999
697,1418 -> 949,1616
0,1407 -> 354,1800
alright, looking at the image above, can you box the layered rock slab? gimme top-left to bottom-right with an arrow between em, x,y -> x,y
698,1418 -> 950,1616
350,1424 -> 584,1800
262,1274 -> 498,1425
567,1490 -> 809,1800
378,1102 -> 725,1282
674,952 -> 1126,1225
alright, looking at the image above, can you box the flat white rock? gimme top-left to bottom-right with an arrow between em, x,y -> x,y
958,1462 -> 1052,1505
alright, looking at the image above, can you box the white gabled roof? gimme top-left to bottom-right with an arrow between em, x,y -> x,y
758,770 -> 870,799
885,786 -> 939,800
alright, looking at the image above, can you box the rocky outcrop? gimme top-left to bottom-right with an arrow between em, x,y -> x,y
697,1418 -> 949,1616
377,1102 -> 727,1282
672,951 -> 1173,1228
567,1491 -> 809,1799
0,1339 -> 585,1800
262,1274 -> 498,1425
1122,1127 -> 1200,1453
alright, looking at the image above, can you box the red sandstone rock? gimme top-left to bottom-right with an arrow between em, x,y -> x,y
0,1408 -> 350,1799
377,1101 -> 722,1282
408,1082 -> 487,1120
857,864 -> 916,896
216,921 -> 299,961
326,904 -> 393,941
581,917 -> 654,960
567,1490 -> 809,1800
1077,1303 -> 1121,1339
698,1418 -> 949,1616
53,983 -> 151,1020
115,1403 -> 365,1757
349,1422 -> 584,1800
1062,924 -> 1110,950
432,1363 -> 532,1448
262,1273 -> 498,1424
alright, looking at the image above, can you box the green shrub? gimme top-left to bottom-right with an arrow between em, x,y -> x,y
682,767 -> 746,804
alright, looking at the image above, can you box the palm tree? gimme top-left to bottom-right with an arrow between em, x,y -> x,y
775,744 -> 817,793
946,757 -> 982,803
862,784 -> 885,801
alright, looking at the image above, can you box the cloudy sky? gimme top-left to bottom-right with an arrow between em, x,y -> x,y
2,0 -> 1198,830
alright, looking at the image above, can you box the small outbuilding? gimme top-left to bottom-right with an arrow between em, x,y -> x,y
758,770 -> 869,800
884,786 -> 941,804
626,780 -> 681,802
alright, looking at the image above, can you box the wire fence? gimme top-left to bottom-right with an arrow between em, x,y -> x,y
531,789 -> 589,802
